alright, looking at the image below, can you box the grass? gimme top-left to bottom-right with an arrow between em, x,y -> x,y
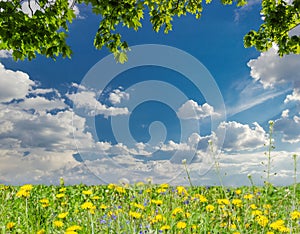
1,181 -> 300,233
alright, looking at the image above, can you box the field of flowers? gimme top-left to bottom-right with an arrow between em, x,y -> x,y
1,180 -> 300,234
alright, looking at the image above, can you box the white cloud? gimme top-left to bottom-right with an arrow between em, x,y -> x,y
109,89 -> 129,104
274,114 -> 300,143
281,109 -> 289,118
284,88 -> 300,103
67,90 -> 129,117
177,100 -> 217,120
0,63 -> 35,103
215,121 -> 267,152
234,0 -> 261,22
0,50 -> 12,58
247,47 -> 300,89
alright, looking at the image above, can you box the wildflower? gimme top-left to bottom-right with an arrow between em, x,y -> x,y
92,195 -> 101,200
151,199 -> 163,206
252,210 -> 263,216
81,201 -> 94,210
232,199 -> 242,207
108,183 -> 115,189
266,232 -> 274,234
194,194 -> 207,203
66,225 -> 82,231
160,183 -> 169,189
115,186 -> 126,193
250,204 -> 257,209
270,220 -> 286,231
65,231 -> 77,234
157,188 -> 167,193
172,207 -> 184,216
176,186 -> 188,195
129,211 -> 142,219
59,187 -> 66,192
100,204 -> 108,209
58,212 -> 69,219
176,221 -> 187,229
53,220 -> 64,227
16,189 -> 30,198
217,199 -> 230,205
160,225 -> 171,231
6,222 -> 15,229
235,189 -> 242,195
20,184 -> 33,191
230,224 -> 237,229
206,204 -> 215,212
37,229 -> 45,234
255,215 -> 268,227
132,202 -> 145,210
82,190 -> 93,195
291,210 -> 300,220
56,193 -> 65,198
243,194 -> 254,200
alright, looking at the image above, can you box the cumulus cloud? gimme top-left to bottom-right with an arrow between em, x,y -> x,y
284,88 -> 300,103
247,47 -> 300,89
177,100 -> 218,120
67,90 -> 129,117
108,89 -> 130,104
215,121 -> 267,152
0,63 -> 35,102
274,113 -> 300,143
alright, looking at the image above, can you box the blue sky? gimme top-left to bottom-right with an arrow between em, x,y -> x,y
0,1 -> 300,186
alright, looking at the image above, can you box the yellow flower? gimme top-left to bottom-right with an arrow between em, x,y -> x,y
243,194 -> 254,200
270,220 -> 285,230
194,194 -> 207,202
250,204 -> 257,209
132,202 -> 145,210
129,211 -> 142,219
56,193 -> 65,198
92,195 -> 101,200
206,204 -> 215,212
16,189 -> 30,198
40,198 -> 49,203
100,204 -> 108,209
252,210 -> 262,216
82,190 -> 93,195
58,212 -> 69,219
172,207 -> 184,216
232,199 -> 242,207
235,189 -> 242,195
115,186 -> 126,193
53,220 -> 64,227
230,224 -> 237,229
160,183 -> 169,189
20,184 -> 33,191
266,232 -> 274,234
156,188 -> 167,193
37,229 -> 45,234
65,231 -> 77,234
255,215 -> 268,227
217,199 -> 230,205
176,221 -> 187,229
59,187 -> 66,192
81,201 -> 95,210
151,199 -> 163,205
6,222 -> 15,229
263,204 -> 271,209
176,186 -> 188,195
233,232 -> 240,234
160,225 -> 171,230
66,225 -> 82,231
291,210 -> 300,220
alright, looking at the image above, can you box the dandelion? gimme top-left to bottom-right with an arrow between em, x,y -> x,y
291,210 -> 300,220
176,221 -> 187,229
255,215 -> 268,227
129,211 -> 142,219
20,184 -> 33,191
243,194 -> 254,200
59,187 -> 66,192
81,201 -> 94,210
66,225 -> 82,231
16,189 -> 30,198
217,199 -> 230,205
235,189 -> 242,195
82,190 -> 93,195
58,212 -> 69,219
172,207 -> 184,216
160,225 -> 171,231
176,186 -> 188,195
56,193 -> 65,198
100,204 -> 108,209
92,195 -> 101,200
194,194 -> 208,203
6,222 -> 15,229
206,204 -> 215,212
232,199 -> 242,207
53,220 -> 64,227
250,204 -> 257,209
151,199 -> 163,205
37,229 -> 45,234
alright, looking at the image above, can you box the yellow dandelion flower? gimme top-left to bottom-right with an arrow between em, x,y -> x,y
185,212 -> 191,218
82,190 -> 93,195
291,210 -> 300,220
176,186 -> 188,195
160,183 -> 169,189
151,199 -> 163,205
172,207 -> 184,216
58,212 -> 69,219
233,232 -> 240,234
235,189 -> 242,195
250,204 -> 257,209
266,232 -> 274,234
16,189 -> 30,198
6,222 -> 15,229
53,220 -> 64,227
108,183 -> 115,189
154,214 -> 166,222
263,204 -> 271,209
230,224 -> 237,229
66,225 -> 82,231
115,186 -> 126,193
59,188 -> 66,192
220,222 -> 227,227
232,199 -> 242,207
20,184 -> 33,191
176,221 -> 187,229
206,204 -> 215,212
100,204 -> 108,209
65,231 -> 77,234
252,210 -> 262,216
129,211 -> 142,219
156,188 -> 167,193
270,219 -> 285,230
194,194 -> 207,202
37,229 -> 45,234
56,193 -> 65,198
81,201 -> 94,210
160,225 -> 171,230
133,202 -> 145,210
217,199 -> 230,205
92,195 -> 101,200
243,194 -> 254,200
40,198 -> 49,203
255,215 -> 268,227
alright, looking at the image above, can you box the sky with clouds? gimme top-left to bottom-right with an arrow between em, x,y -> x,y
0,1 -> 299,186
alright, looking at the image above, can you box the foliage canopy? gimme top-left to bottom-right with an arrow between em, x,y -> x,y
0,0 -> 299,62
